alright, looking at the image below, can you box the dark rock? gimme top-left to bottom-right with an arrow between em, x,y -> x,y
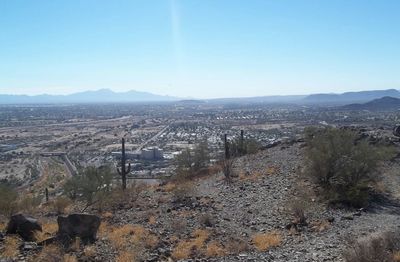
6,214 -> 42,241
21,242 -> 38,251
57,213 -> 101,244
341,215 -> 354,220
327,217 -> 335,223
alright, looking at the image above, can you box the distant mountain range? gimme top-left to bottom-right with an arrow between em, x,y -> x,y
302,89 -> 400,104
0,89 -> 179,104
342,96 -> 400,111
0,88 -> 399,105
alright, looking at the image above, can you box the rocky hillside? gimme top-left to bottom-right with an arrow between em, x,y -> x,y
1,140 -> 400,261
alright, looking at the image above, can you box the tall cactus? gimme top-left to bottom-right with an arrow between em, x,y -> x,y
224,134 -> 230,159
117,138 -> 131,190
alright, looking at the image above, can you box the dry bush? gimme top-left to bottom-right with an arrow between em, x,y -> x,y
171,181 -> 195,201
34,244 -> 64,262
63,254 -> 78,262
2,236 -> 21,258
102,211 -> 113,219
116,251 -> 137,262
109,224 -> 159,251
290,199 -> 308,226
163,182 -> 176,192
35,222 -> 59,242
170,217 -> 188,234
199,213 -> 215,228
0,184 -> 18,217
83,245 -> 97,258
222,159 -> 234,183
0,222 -> 6,231
310,220 -> 331,232
252,231 -> 282,251
343,230 -> 400,262
172,229 -> 210,260
205,241 -> 227,257
99,182 -> 145,211
18,195 -> 41,214
148,215 -> 156,225
52,196 -> 72,214
394,251 -> 400,262
225,237 -> 249,254
70,237 -> 81,252
98,221 -> 109,238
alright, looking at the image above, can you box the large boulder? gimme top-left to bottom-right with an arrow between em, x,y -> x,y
6,214 -> 42,241
57,213 -> 100,244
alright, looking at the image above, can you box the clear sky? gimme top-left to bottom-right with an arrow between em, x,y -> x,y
0,0 -> 399,98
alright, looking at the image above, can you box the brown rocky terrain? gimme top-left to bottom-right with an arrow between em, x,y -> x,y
1,141 -> 400,261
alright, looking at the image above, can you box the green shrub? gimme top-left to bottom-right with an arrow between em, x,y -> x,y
0,183 -> 18,217
304,127 -> 395,207
63,166 -> 113,208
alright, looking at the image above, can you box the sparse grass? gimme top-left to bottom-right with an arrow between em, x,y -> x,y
116,251 -> 137,262
252,231 -> 282,251
310,220 -> 331,232
205,241 -> 227,257
51,196 -> 72,214
163,182 -> 176,192
63,254 -> 78,262
172,229 -> 210,260
171,181 -> 195,201
394,251 -> 400,262
343,230 -> 400,262
34,244 -> 64,262
108,224 -> 159,251
148,215 -> 156,225
2,236 -> 21,258
225,237 -> 249,254
83,245 -> 97,258
102,211 -> 113,219
35,222 -> 59,242
199,213 -> 215,228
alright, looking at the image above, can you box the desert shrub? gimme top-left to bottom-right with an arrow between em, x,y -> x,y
171,182 -> 195,202
252,231 -> 282,251
18,195 -> 41,214
2,235 -> 21,258
172,229 -> 210,260
343,230 -> 400,262
304,127 -> 395,207
63,166 -> 113,209
0,183 -> 18,217
174,140 -> 210,180
222,159 -> 234,183
290,199 -> 308,226
205,241 -> 227,257
229,137 -> 260,157
52,196 -> 72,214
199,213 -> 215,228
98,182 -> 145,211
225,237 -> 249,254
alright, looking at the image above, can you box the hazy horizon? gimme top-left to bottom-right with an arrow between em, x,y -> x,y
1,0 -> 399,98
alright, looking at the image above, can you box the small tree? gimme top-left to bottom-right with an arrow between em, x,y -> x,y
304,127 -> 395,207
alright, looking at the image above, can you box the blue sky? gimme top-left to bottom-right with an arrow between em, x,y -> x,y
0,0 -> 399,98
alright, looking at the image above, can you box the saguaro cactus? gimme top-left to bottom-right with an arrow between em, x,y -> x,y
117,138 -> 131,190
224,134 -> 230,159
